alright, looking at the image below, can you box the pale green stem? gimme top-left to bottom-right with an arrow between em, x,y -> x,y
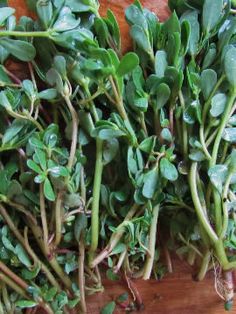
39,184 -> 49,253
211,92 -> 236,165
199,75 -> 226,159
0,30 -> 50,37
2,284 -> 11,313
197,251 -> 211,281
210,92 -> 235,235
143,205 -> 159,280
91,204 -> 139,268
0,298 -> 4,314
220,172 -> 233,240
89,138 -> 103,264
6,109 -> 43,131
23,228 -> 61,290
64,96 -> 78,170
178,233 -> 203,257
0,273 -> 28,299
179,91 -> 188,159
109,76 -> 128,120
189,162 -> 218,243
54,191 -> 63,247
78,239 -> 87,313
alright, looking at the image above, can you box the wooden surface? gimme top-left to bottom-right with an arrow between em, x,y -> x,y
5,1 -> 235,313
87,259 -> 236,314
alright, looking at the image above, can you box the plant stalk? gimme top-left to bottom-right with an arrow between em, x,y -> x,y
109,76 -> 128,120
30,224 -> 72,290
91,204 -> 139,268
64,95 -> 79,170
0,272 -> 28,299
189,162 -> 218,243
211,92 -> 236,166
0,30 -> 50,37
39,184 -> 49,253
78,237 -> 87,313
197,251 -> 211,281
179,91 -> 188,159
143,204 -> 159,280
54,191 -> 63,247
89,138 -> 103,264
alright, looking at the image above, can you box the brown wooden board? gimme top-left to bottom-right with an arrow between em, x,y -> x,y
87,259 -> 236,314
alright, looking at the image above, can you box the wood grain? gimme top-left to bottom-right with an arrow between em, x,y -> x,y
8,0 -> 35,19
4,1 -> 235,313
87,259 -> 235,314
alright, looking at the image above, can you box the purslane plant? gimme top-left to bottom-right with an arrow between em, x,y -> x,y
0,0 -> 235,313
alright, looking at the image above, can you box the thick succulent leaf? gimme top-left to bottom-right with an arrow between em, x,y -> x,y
224,46 -> 236,88
0,38 -> 36,61
202,0 -> 223,33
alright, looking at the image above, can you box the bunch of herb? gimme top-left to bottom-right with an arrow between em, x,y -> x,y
0,0 -> 235,313
0,0 -> 176,312
124,0 -> 236,308
124,0 -> 236,309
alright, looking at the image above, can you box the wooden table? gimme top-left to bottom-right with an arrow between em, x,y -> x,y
87,259 -> 235,314
5,1 -> 236,313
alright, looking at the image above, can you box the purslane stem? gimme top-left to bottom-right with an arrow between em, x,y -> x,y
179,91 -> 188,159
213,192 -> 223,236
89,138 -> 103,264
0,30 -> 51,37
78,237 -> 87,313
209,92 -> 235,235
0,294 -> 5,314
0,272 -> 28,299
189,162 -> 218,243
3,199 -> 36,224
30,224 -> 72,290
91,204 -> 139,268
109,76 -> 128,121
0,204 -> 28,248
197,251 -> 211,281
2,284 -> 11,313
199,75 -> 226,159
6,108 -> 43,131
0,204 -> 61,290
202,75 -> 226,126
23,228 -> 61,290
178,233 -> 203,257
154,110 -> 161,138
211,92 -> 236,166
189,164 -> 234,270
187,249 -> 196,266
39,184 -> 49,253
143,204 -> 159,280
64,95 -> 78,171
83,86 -> 104,266
220,172 -> 233,239
0,261 -> 28,291
54,191 -> 63,247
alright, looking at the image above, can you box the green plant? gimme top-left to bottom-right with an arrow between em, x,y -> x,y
0,0 -> 235,313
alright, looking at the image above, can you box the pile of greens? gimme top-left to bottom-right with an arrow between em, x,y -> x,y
0,0 -> 235,312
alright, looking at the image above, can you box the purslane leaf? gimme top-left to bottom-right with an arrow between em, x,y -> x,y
116,52 -> 139,77
160,158 -> 178,181
202,0 -> 223,34
224,46 -> 236,88
0,38 -> 36,61
43,178 -> 55,201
